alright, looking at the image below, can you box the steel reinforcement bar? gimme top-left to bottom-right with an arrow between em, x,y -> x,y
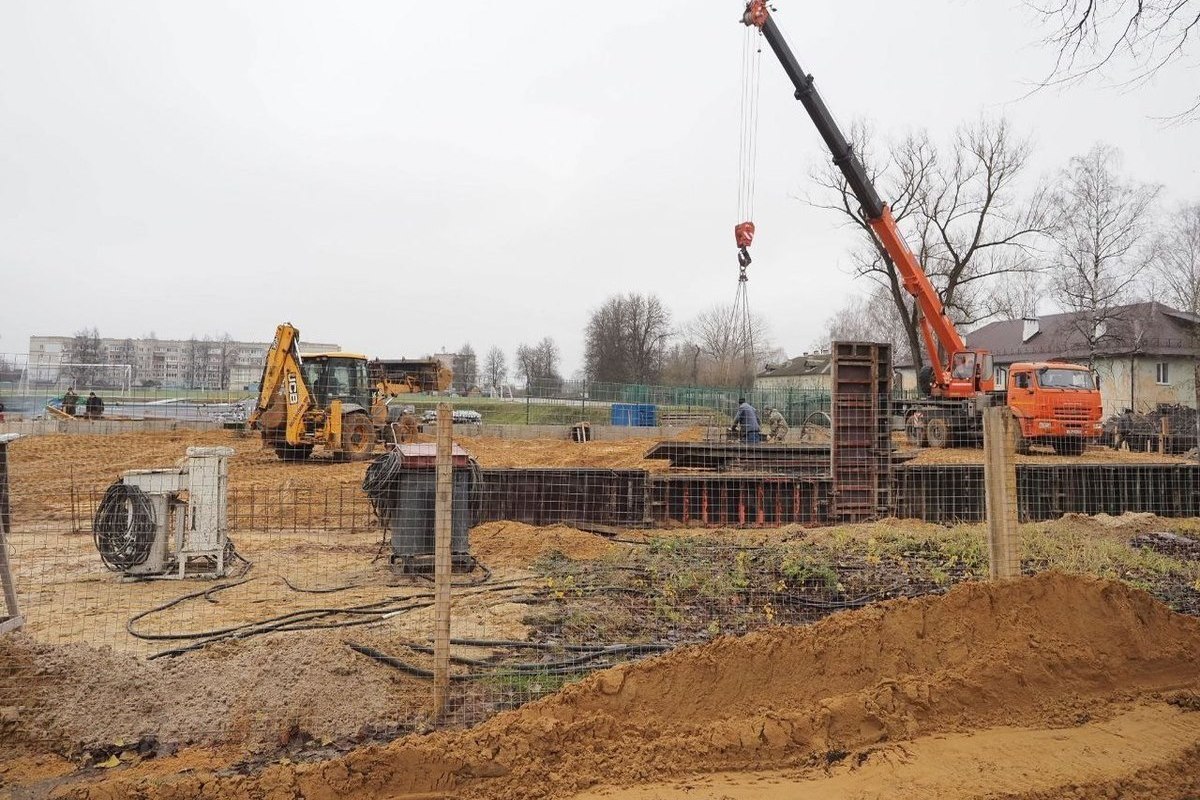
894,463 -> 1200,523
470,464 -> 1200,528
99,463 -> 1196,534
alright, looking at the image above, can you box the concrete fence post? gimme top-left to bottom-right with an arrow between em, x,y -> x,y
982,407 -> 1021,580
0,434 -> 24,634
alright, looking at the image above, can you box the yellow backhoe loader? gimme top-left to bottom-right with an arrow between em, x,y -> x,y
248,324 -> 390,461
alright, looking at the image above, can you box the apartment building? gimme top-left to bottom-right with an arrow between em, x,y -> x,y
27,335 -> 340,391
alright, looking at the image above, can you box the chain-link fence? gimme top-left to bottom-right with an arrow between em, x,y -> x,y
1,351 -> 887,432
3,354 -> 1200,798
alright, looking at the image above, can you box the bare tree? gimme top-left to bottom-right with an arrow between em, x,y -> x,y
1048,144 -> 1160,366
584,295 -> 631,383
1025,0 -> 1200,121
584,293 -> 672,384
684,303 -> 776,388
1151,201 -> 1200,415
660,342 -> 703,387
482,346 -> 507,391
515,337 -> 562,396
183,337 -> 220,390
114,338 -> 137,385
451,343 -> 478,393
807,117 -> 1050,370
992,271 -> 1048,320
1152,202 -> 1200,312
67,327 -> 102,387
815,287 -> 914,365
219,334 -> 238,391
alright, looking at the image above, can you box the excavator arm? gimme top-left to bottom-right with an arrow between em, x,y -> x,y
742,1 -> 978,394
248,323 -> 313,446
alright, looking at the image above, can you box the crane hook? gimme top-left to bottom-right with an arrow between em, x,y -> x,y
735,221 -> 755,268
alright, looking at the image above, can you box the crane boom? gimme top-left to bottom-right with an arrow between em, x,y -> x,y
742,1 -> 979,395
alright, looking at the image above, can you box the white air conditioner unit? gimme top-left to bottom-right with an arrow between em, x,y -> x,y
93,446 -> 234,579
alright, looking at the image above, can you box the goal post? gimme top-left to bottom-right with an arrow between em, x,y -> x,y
30,363 -> 133,393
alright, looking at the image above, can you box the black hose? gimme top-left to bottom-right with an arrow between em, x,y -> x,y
362,450 -> 483,531
281,575 -> 368,594
133,576 -> 540,658
468,457 -> 484,525
93,482 -> 157,572
345,641 -> 666,681
346,642 -> 473,681
420,642 -> 670,672
362,449 -> 405,527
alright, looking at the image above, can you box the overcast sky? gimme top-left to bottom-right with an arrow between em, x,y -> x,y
2,1 -> 1197,376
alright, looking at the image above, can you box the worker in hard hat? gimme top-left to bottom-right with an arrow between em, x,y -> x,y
730,397 -> 762,444
765,406 -> 789,443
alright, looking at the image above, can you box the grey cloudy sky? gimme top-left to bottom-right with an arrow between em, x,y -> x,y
2,1 -> 1197,375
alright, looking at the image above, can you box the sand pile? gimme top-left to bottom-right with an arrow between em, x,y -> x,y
458,436 -> 666,472
53,572 -> 1200,800
471,521 -> 618,567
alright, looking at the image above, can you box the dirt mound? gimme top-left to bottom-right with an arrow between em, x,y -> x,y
54,572 -> 1200,800
471,521 -> 618,567
0,628 -> 431,761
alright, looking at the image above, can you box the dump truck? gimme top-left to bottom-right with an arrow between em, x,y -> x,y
369,358 -> 452,397
741,2 -> 1103,454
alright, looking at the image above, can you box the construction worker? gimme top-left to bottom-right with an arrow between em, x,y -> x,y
765,406 -> 789,442
85,391 -> 104,420
62,387 -> 78,416
730,397 -> 762,444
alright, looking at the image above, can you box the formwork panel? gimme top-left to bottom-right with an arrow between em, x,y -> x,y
830,341 -> 892,522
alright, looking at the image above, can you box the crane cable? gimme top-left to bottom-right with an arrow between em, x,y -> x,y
735,18 -> 762,267
732,20 -> 763,386
730,265 -> 756,384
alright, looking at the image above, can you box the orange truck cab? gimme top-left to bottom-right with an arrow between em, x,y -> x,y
1005,362 -> 1103,455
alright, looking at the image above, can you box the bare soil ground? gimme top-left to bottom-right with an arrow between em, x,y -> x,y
11,573 -> 1200,800
5,430 -> 1200,798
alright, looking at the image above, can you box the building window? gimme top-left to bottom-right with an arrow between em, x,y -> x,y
1156,362 -> 1170,385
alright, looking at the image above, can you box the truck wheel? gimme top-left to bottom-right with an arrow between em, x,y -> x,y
905,414 -> 925,447
341,412 -> 376,461
1054,437 -> 1086,457
925,417 -> 951,449
273,442 -> 314,461
1012,427 -> 1030,455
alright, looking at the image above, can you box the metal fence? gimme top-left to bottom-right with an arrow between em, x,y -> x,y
3,377 -> 1200,799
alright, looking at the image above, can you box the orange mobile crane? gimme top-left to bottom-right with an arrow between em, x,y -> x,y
741,2 -> 1102,454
